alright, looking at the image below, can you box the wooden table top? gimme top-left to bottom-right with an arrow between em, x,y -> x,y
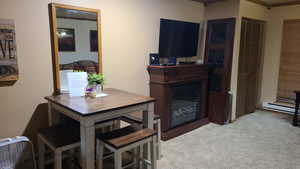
45,88 -> 155,116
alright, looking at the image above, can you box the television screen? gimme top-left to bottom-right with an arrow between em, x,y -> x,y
159,19 -> 200,58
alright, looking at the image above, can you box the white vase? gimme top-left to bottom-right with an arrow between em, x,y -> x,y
96,84 -> 102,94
92,84 -> 102,95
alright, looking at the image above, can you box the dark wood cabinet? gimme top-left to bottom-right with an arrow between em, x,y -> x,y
148,64 -> 209,140
204,18 -> 236,125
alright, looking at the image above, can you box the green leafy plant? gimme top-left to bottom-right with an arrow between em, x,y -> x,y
88,73 -> 105,85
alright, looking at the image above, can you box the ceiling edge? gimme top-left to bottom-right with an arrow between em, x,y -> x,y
271,1 -> 300,8
246,0 -> 300,9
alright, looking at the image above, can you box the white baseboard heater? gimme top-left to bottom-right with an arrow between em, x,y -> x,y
262,102 -> 295,115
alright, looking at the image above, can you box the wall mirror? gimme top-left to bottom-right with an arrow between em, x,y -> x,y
49,3 -> 102,94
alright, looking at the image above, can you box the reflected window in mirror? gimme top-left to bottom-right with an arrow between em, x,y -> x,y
49,4 -> 102,94
90,30 -> 98,52
57,28 -> 75,51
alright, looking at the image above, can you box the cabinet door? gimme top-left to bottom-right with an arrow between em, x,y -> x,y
204,18 -> 236,124
237,18 -> 264,118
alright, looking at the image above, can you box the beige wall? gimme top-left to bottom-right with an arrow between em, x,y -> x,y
261,5 -> 300,103
240,0 -> 269,21
204,0 -> 240,20
0,0 -> 205,138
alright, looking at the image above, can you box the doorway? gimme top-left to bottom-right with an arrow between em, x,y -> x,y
236,18 -> 265,118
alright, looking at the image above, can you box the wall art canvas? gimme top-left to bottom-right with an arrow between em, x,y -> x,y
57,28 -> 76,52
0,19 -> 18,82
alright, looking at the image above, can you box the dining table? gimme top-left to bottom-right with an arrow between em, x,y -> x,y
45,88 -> 156,169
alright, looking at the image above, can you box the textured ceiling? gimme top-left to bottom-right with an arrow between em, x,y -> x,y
250,0 -> 300,7
192,0 -> 225,4
261,0 -> 300,4
193,0 -> 300,7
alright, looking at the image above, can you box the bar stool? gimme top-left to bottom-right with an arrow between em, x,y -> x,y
96,125 -> 157,169
121,112 -> 162,159
38,124 -> 80,169
293,91 -> 300,126
38,121 -> 115,169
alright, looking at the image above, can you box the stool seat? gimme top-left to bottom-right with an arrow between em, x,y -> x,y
96,125 -> 158,169
38,121 -> 116,169
121,112 -> 162,160
38,124 -> 80,148
97,126 -> 156,149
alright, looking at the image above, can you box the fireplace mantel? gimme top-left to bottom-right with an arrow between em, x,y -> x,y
148,64 -> 209,140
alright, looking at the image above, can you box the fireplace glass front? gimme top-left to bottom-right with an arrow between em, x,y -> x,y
170,82 -> 202,128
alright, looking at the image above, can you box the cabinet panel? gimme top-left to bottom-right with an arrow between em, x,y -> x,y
204,18 -> 236,124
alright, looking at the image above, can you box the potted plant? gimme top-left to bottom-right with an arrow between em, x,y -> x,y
87,73 -> 105,95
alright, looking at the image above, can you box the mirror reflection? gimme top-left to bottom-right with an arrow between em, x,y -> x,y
55,7 -> 100,92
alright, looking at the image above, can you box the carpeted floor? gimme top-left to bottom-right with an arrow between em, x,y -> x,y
158,110 -> 300,169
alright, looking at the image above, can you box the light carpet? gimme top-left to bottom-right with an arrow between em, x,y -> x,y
158,111 -> 300,169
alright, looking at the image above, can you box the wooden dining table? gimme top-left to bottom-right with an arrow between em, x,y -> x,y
45,88 -> 156,169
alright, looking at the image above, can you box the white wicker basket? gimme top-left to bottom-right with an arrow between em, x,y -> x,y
0,136 -> 36,169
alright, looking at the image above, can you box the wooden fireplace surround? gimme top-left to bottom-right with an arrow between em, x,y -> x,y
148,64 -> 209,141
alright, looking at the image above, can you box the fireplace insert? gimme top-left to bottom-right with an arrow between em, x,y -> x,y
170,82 -> 202,128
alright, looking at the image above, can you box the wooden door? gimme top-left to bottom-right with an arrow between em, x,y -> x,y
236,18 -> 265,118
204,18 -> 236,124
277,20 -> 300,103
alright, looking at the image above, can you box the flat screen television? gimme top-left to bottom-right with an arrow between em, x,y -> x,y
159,19 -> 200,58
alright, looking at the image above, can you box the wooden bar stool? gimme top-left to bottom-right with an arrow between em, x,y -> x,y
38,124 -> 80,169
38,121 -> 115,169
121,112 -> 162,159
96,125 -> 157,169
293,91 -> 300,126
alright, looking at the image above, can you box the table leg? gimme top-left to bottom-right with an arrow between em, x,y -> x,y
80,124 -> 95,169
143,103 -> 155,169
48,102 -> 61,126
143,102 -> 154,129
48,102 -> 53,126
113,119 -> 121,129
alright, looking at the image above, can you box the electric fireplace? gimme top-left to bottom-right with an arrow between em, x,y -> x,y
170,83 -> 202,128
148,64 -> 209,140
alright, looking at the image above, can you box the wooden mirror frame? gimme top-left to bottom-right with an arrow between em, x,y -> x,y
49,3 -> 103,94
